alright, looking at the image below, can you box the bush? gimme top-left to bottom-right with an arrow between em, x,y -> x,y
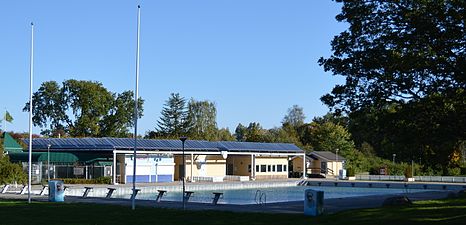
447,167 -> 461,176
346,168 -> 355,176
61,177 -> 112,184
404,166 -> 413,178
461,167 -> 466,175
0,155 -> 27,185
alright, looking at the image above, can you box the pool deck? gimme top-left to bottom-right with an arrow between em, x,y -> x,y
0,179 -> 463,214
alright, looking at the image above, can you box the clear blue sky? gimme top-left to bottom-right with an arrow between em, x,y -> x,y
0,0 -> 347,135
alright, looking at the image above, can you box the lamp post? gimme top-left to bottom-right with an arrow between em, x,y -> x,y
392,153 -> 396,164
47,144 -> 51,181
180,137 -> 187,210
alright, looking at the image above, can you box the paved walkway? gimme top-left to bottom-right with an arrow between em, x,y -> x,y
0,189 -> 455,214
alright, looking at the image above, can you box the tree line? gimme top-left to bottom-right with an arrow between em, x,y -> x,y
22,0 -> 465,175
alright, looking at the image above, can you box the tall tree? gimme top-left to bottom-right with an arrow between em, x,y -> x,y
186,99 -> 218,141
308,120 -> 356,157
157,93 -> 188,137
24,80 -> 143,137
320,0 -> 465,172
234,123 -> 247,142
217,128 -> 235,141
99,91 -> 143,137
282,105 -> 306,127
319,0 -> 465,112
63,79 -> 114,136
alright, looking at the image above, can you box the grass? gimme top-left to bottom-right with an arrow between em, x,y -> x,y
0,197 -> 465,225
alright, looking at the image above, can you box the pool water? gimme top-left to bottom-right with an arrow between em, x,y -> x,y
135,186 -> 436,204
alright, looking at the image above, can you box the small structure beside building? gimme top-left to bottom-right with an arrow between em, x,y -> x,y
291,151 -> 346,178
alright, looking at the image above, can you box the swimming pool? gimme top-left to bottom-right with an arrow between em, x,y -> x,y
133,186 -> 438,204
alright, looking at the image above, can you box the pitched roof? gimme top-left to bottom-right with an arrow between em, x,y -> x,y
309,151 -> 345,162
3,132 -> 23,153
23,137 -> 304,154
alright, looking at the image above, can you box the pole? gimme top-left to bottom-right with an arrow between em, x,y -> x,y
182,140 -> 185,210
27,22 -> 34,204
302,153 -> 306,179
131,5 -> 141,211
180,137 -> 187,210
47,144 -> 51,181
336,149 -> 339,180
411,160 -> 414,178
113,151 -> 117,184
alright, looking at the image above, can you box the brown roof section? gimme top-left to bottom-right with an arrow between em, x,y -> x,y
309,151 -> 345,162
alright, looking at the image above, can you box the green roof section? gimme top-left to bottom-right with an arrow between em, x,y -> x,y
8,152 -> 79,164
3,133 -> 23,153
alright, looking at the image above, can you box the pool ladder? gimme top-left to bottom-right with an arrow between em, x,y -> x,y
255,190 -> 267,206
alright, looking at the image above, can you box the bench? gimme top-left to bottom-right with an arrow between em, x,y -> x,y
39,185 -> 48,196
184,191 -> 194,202
106,188 -> 116,199
130,189 -> 141,200
212,192 -> 223,205
155,190 -> 167,202
19,185 -> 28,195
1,184 -> 10,194
82,187 -> 93,198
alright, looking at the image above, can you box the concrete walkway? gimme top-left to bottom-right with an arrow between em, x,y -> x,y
0,189 -> 455,214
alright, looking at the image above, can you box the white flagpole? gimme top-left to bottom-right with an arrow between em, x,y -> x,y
28,22 -> 34,204
131,5 -> 141,211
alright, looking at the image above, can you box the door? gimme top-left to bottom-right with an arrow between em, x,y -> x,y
226,164 -> 234,175
320,161 -> 327,174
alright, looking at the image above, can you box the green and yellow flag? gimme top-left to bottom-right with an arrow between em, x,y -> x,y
4,111 -> 13,123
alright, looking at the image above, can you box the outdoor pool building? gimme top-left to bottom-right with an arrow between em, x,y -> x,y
13,138 -> 306,184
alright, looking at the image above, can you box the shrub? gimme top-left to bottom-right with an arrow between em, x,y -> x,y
346,168 -> 355,176
460,167 -> 466,175
404,166 -> 413,178
61,177 -> 112,184
0,155 -> 27,185
447,167 -> 461,176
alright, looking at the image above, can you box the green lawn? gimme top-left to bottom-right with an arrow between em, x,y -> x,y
1,197 -> 465,225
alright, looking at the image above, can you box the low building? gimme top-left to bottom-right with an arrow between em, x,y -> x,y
291,151 -> 346,178
23,138 -> 305,184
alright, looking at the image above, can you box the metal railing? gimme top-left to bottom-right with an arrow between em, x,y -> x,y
356,175 -> 466,183
254,190 -> 267,205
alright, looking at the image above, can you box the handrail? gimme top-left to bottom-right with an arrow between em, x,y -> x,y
260,192 -> 266,205
254,190 -> 266,205
254,190 -> 261,204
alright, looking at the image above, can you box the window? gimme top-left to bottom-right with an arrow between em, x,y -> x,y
267,165 -> 271,172
272,165 -> 276,172
260,165 -> 267,172
277,165 -> 283,172
283,165 -> 287,172
248,165 -> 251,173
256,165 -> 259,172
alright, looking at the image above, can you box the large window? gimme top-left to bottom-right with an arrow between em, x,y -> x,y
277,165 -> 283,172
